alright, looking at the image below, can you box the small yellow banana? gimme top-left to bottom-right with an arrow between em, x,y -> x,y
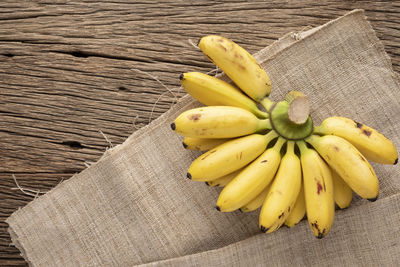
331,168 -> 353,209
216,137 -> 286,212
205,168 -> 242,187
298,141 -> 335,238
172,106 -> 270,138
198,35 -> 271,102
307,135 -> 379,200
314,116 -> 398,165
239,184 -> 271,213
188,131 -> 278,181
284,184 -> 306,228
259,141 -> 302,234
182,137 -> 229,151
180,72 -> 268,118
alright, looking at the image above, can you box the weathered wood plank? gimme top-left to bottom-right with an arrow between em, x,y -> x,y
1,1 -> 399,265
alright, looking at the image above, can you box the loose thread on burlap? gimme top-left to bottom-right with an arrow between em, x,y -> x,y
83,161 -> 93,168
11,174 -> 63,199
132,114 -> 143,130
130,68 -> 181,124
290,25 -> 313,40
99,130 -> 113,148
188,38 -> 200,50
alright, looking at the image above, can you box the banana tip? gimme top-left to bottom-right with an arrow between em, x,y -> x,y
179,73 -> 184,81
394,158 -> 398,165
317,233 -> 325,239
170,122 -> 176,130
215,206 -> 221,211
260,226 -> 268,233
182,142 -> 188,149
367,196 -> 378,202
205,181 -> 209,186
186,173 -> 192,179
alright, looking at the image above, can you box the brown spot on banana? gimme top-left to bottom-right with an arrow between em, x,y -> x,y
261,160 -> 268,163
234,52 -> 243,59
278,212 -> 285,219
218,44 -> 227,52
359,154 -> 366,162
333,146 -> 340,151
189,114 -> 201,121
238,64 -> 246,71
363,129 -> 372,137
354,121 -> 363,128
317,181 -> 323,195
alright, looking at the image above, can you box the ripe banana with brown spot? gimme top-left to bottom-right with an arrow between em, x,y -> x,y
187,131 -> 278,181
331,168 -> 353,209
259,141 -> 302,234
216,137 -> 285,212
182,137 -> 229,151
205,168 -> 242,187
240,184 -> 271,213
198,35 -> 271,102
314,116 -> 398,165
306,135 -> 379,200
284,184 -> 305,228
298,141 -> 335,239
180,72 -> 268,118
171,106 -> 270,138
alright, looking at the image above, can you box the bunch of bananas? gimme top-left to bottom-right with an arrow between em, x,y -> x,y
171,35 -> 398,238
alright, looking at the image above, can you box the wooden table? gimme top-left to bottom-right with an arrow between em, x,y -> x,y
1,1 -> 399,265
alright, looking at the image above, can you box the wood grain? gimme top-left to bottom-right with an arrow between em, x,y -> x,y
1,1 -> 399,265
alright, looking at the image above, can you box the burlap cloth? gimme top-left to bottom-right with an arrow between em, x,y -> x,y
6,9 -> 400,266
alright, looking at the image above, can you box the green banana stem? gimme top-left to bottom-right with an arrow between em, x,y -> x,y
264,129 -> 279,143
260,97 -> 275,112
258,119 -> 272,132
254,109 -> 269,119
296,140 -> 308,155
269,101 -> 313,140
312,125 -> 325,135
286,141 -> 295,154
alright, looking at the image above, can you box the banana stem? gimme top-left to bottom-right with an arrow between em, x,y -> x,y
274,137 -> 287,150
313,125 -> 325,135
285,91 -> 310,125
259,119 -> 272,131
286,141 -> 295,154
264,130 -> 278,143
260,97 -> 275,112
305,135 -> 320,147
296,140 -> 308,155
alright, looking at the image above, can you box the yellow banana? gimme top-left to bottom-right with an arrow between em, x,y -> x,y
198,35 -> 271,102
216,137 -> 286,212
331,168 -> 353,209
240,185 -> 271,213
188,131 -> 278,181
259,141 -> 302,234
182,137 -> 229,151
284,184 -> 306,228
298,141 -> 335,239
171,106 -> 270,138
205,168 -> 242,187
180,72 -> 268,118
314,116 -> 398,165
306,135 -> 379,200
